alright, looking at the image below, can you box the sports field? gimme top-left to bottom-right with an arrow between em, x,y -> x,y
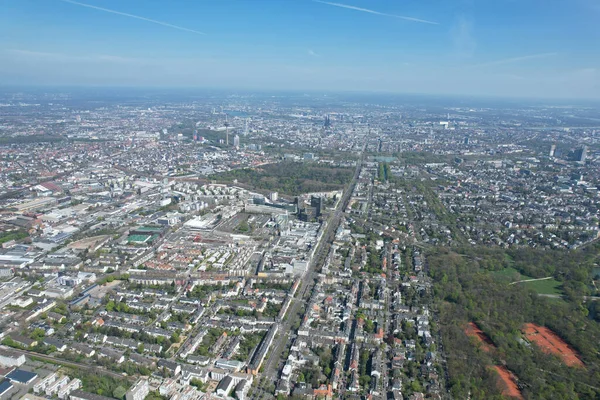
523,323 -> 584,368
128,234 -> 151,243
491,366 -> 523,399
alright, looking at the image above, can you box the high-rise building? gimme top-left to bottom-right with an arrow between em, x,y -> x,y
575,145 -> 588,163
244,119 -> 249,136
233,134 -> 240,149
549,144 -> 556,157
275,213 -> 289,235
310,196 -> 323,217
224,114 -> 230,146
324,115 -> 331,129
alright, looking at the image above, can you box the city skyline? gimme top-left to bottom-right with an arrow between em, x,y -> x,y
1,82 -> 600,399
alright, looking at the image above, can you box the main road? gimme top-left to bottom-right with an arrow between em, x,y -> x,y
254,146 -> 365,397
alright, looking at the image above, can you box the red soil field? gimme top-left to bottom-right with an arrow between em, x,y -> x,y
522,323 -> 584,368
465,322 -> 495,352
491,365 -> 523,399
466,323 -> 524,398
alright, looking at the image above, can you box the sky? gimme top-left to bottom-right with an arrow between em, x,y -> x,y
0,0 -> 599,99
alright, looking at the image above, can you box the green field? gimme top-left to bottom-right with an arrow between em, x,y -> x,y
490,268 -> 563,296
128,234 -> 151,243
519,278 -> 563,295
489,267 -> 530,282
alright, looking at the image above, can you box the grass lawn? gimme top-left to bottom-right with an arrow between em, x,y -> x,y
490,267 -> 530,282
519,278 -> 563,295
490,268 -> 564,296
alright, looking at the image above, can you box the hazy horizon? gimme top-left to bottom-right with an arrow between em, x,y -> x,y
1,0 -> 599,99
3,84 -> 600,106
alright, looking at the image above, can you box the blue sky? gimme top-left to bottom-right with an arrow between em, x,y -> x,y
0,0 -> 599,98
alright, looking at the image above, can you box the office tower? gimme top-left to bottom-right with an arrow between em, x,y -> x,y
233,134 -> 240,149
581,145 -> 588,162
574,145 -> 588,163
549,144 -> 556,157
224,114 -> 229,146
310,196 -> 323,217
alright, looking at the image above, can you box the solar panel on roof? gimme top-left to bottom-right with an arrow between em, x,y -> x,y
6,369 -> 37,384
0,379 -> 13,396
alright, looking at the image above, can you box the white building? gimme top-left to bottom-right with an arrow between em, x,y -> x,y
0,346 -> 26,367
126,379 -> 149,400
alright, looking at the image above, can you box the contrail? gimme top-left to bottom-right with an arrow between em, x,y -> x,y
471,53 -> 557,68
59,0 -> 206,35
313,0 -> 439,25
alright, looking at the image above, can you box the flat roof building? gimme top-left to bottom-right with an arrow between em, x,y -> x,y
125,379 -> 149,400
216,376 -> 234,397
0,379 -> 14,398
69,390 -> 115,400
0,347 -> 26,367
6,369 -> 38,385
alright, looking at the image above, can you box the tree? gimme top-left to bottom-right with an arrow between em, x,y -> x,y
105,300 -> 115,312
238,221 -> 250,232
54,302 -> 69,315
189,378 -> 205,390
364,319 -> 375,333
30,328 -> 46,341
112,386 -> 127,400
410,380 -> 423,392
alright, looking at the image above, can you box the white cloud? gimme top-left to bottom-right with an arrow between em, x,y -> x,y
5,49 -> 145,64
451,16 -> 476,59
59,0 -> 206,35
313,0 -> 439,25
470,53 -> 558,68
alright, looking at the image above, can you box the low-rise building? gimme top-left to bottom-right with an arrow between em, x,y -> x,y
125,379 -> 149,400
0,347 -> 26,367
